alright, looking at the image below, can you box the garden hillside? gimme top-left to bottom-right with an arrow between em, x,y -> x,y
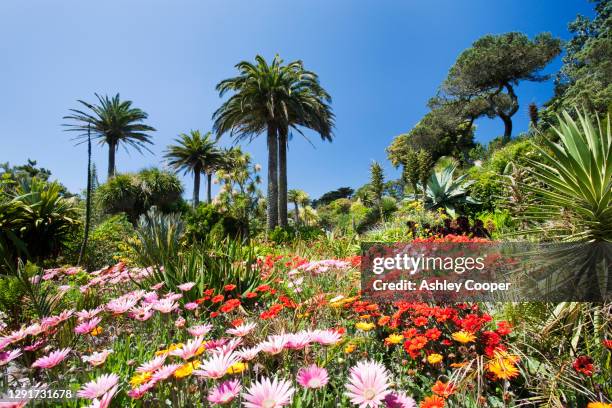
0,1 -> 611,407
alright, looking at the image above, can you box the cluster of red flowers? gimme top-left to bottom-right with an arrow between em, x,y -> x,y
412,234 -> 491,243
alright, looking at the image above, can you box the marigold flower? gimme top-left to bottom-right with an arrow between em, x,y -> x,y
385,334 -> 404,346
427,353 -> 443,365
344,343 -> 357,354
451,331 -> 476,344
356,322 -> 375,332
431,380 -> 455,398
486,356 -> 519,380
420,395 -> 445,408
587,403 -> 612,408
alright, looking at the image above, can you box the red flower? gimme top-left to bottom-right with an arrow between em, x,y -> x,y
210,311 -> 219,318
220,299 -> 241,313
224,284 -> 237,292
413,316 -> 429,327
419,394 -> 446,408
256,284 -> 271,293
425,328 -> 441,341
260,303 -> 284,319
496,321 -> 512,336
244,292 -> 258,299
203,289 -> 214,296
572,355 -> 594,376
211,295 -> 225,303
231,318 -> 244,327
278,295 -> 297,308
378,316 -> 390,326
603,339 -> 612,350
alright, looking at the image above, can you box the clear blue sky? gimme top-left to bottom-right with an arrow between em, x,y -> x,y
0,0 -> 595,200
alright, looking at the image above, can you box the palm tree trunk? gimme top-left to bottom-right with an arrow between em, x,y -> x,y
207,173 -> 212,204
78,126 -> 92,267
294,201 -> 300,225
277,127 -> 288,228
266,123 -> 279,231
107,141 -> 116,179
193,166 -> 201,208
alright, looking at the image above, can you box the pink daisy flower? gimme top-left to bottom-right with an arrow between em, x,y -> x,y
142,291 -> 159,304
175,316 -> 186,328
187,324 -> 213,337
77,373 -> 119,399
129,305 -> 154,321
207,379 -> 242,405
170,336 -> 204,360
259,334 -> 289,355
31,348 -> 71,369
285,332 -> 311,350
226,322 -> 256,337
297,364 -> 329,389
177,282 -> 196,292
151,364 -> 181,382
345,360 -> 391,408
106,297 -> 138,314
236,346 -> 260,361
84,385 -> 117,408
74,317 -> 102,334
194,351 -> 240,379
242,377 -> 295,408
82,349 -> 113,367
136,355 -> 166,373
0,349 -> 22,366
384,392 -> 417,408
184,302 -> 199,310
151,282 -> 164,291
309,329 -> 342,345
127,381 -> 156,399
152,298 -> 178,314
76,307 -> 104,321
24,339 -> 45,352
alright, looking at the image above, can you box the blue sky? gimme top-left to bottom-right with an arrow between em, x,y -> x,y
0,0 -> 595,199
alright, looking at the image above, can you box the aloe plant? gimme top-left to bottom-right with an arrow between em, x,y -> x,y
523,110 -> 611,242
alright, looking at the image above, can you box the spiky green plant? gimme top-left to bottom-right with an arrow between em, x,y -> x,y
522,110 -> 611,242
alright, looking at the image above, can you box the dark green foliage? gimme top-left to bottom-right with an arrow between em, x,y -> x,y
268,225 -> 323,245
442,32 -> 561,143
548,0 -> 612,115
184,204 -> 244,242
417,149 -> 433,201
95,168 -> 184,223
313,187 -> 354,207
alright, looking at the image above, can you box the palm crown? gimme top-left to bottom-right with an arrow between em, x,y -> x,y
164,130 -> 224,207
213,55 -> 334,230
63,93 -> 155,179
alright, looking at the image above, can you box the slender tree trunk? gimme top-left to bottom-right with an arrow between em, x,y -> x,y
207,173 -> 212,204
277,127 -> 288,228
266,124 -> 279,231
107,140 -> 116,179
294,201 -> 300,225
193,165 -> 201,208
500,113 -> 513,144
78,126 -> 92,267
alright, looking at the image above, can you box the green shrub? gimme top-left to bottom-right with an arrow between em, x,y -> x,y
185,203 -> 244,242
81,214 -> 135,270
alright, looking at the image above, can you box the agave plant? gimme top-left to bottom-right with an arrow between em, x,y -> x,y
406,162 -> 479,216
523,110 -> 611,242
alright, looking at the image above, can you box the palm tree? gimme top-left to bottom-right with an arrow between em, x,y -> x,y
64,93 -> 156,179
213,55 -> 334,231
287,189 -> 309,225
164,130 -> 224,207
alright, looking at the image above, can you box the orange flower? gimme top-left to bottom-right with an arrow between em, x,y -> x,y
431,380 -> 456,398
90,326 -> 103,336
211,294 -> 225,303
224,284 -> 237,291
420,395 -> 445,408
377,316 -> 390,326
244,292 -> 258,299
220,299 -> 241,313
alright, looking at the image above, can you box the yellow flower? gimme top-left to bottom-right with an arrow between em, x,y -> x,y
130,372 -> 152,388
587,403 -> 612,408
355,322 -> 375,332
90,326 -> 103,336
486,357 -> 519,380
226,362 -> 248,375
451,331 -> 476,344
427,353 -> 443,364
156,342 -> 184,356
174,361 -> 201,379
384,334 -> 404,345
344,343 -> 357,354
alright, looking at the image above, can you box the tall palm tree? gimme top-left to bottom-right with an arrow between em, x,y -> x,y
287,189 -> 309,225
164,130 -> 224,207
213,55 -> 334,231
64,93 -> 156,179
